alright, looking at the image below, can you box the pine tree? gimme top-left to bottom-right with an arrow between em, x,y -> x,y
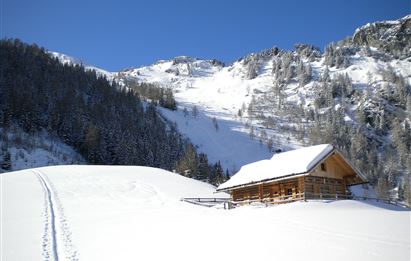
1,150 -> 11,171
403,171 -> 411,206
212,117 -> 219,131
391,119 -> 408,164
267,137 -> 274,152
376,176 -> 390,200
183,107 -> 189,117
191,106 -> 199,119
225,169 -> 230,181
249,126 -> 255,140
84,123 -> 99,162
237,109 -> 242,118
196,153 -> 209,181
407,95 -> 411,119
247,62 -> 258,79
175,144 -> 197,178
211,161 -> 224,185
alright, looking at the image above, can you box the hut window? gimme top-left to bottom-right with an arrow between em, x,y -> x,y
320,163 -> 327,171
320,185 -> 330,194
287,188 -> 293,195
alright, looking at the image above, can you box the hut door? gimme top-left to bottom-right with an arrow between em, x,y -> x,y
314,184 -> 320,195
291,186 -> 299,198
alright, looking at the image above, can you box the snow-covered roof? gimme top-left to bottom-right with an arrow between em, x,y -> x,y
217,144 -> 334,191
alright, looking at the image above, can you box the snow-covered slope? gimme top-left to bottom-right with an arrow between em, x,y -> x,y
0,126 -> 85,173
49,52 -> 116,81
158,106 -> 274,172
112,15 -> 411,174
118,54 -> 303,171
353,14 -> 411,58
118,48 -> 411,171
1,166 -> 409,261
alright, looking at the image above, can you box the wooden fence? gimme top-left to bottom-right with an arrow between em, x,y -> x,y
350,195 -> 410,209
181,197 -> 231,207
181,193 -> 410,209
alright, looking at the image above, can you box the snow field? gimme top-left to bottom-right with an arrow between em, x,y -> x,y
1,165 -> 409,261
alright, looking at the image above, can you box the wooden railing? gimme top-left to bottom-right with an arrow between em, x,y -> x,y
181,194 -> 410,210
350,195 -> 410,209
304,192 -> 351,200
306,193 -> 409,208
232,193 -> 306,206
181,197 -> 231,207
230,192 -> 410,209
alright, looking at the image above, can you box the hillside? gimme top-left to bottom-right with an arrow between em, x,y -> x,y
0,126 -> 85,173
0,39 -> 228,185
113,15 -> 411,200
1,166 -> 409,261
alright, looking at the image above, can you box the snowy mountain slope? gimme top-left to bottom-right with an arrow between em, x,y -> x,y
1,166 -> 409,261
353,14 -> 411,58
112,15 -> 411,178
49,51 -> 116,81
46,50 -> 300,172
158,105 -> 276,172
116,33 -> 410,125
118,55 -> 304,170
0,126 -> 85,173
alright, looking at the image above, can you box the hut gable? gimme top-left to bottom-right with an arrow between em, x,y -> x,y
217,144 -> 366,192
311,153 -> 354,179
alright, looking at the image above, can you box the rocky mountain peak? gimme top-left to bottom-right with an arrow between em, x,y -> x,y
352,14 -> 411,58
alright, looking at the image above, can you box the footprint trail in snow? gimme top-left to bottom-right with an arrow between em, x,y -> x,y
34,169 -> 79,261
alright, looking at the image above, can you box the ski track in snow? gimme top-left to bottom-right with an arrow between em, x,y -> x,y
34,170 -> 78,261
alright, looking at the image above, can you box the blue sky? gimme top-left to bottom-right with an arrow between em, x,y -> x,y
2,0 -> 410,71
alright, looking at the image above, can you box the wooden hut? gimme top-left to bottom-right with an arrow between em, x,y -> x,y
216,144 -> 367,203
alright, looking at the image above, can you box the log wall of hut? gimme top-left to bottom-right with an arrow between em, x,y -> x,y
232,177 -> 303,202
304,176 -> 346,199
231,175 -> 348,202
